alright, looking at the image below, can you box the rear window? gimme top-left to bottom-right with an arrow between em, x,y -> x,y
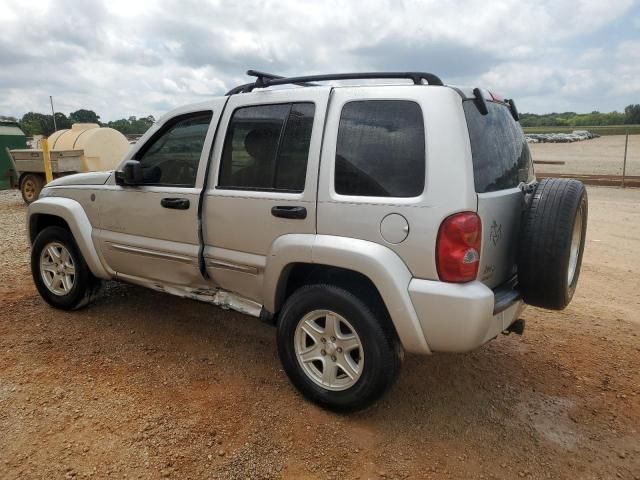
463,100 -> 533,193
335,100 -> 425,197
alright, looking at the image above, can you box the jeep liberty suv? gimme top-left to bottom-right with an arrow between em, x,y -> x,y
27,70 -> 588,411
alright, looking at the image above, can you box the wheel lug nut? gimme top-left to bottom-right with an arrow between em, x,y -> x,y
337,347 -> 342,353
330,336 -> 336,342
331,355 -> 337,362
321,349 -> 326,356
321,338 -> 326,343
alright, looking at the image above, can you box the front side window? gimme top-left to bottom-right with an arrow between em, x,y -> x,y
136,112 -> 212,187
335,100 -> 425,197
218,103 -> 315,192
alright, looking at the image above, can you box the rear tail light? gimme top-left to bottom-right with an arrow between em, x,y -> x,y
436,212 -> 482,283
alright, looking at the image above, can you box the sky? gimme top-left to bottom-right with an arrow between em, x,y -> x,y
0,0 -> 639,121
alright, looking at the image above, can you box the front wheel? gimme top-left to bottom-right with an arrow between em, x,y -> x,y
31,226 -> 100,310
277,284 -> 401,411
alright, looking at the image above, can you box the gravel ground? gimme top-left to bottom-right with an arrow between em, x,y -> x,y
530,134 -> 640,176
0,186 -> 639,480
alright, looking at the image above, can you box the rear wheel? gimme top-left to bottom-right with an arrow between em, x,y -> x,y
277,284 -> 401,411
21,174 -> 44,204
518,178 -> 588,310
31,226 -> 100,310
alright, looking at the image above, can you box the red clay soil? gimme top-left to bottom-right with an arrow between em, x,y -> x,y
0,187 -> 638,480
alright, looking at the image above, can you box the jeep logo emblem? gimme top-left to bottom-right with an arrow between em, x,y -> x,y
489,220 -> 503,246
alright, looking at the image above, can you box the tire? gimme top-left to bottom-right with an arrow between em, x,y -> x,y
21,174 -> 45,204
518,178 -> 588,310
31,226 -> 101,310
277,284 -> 402,412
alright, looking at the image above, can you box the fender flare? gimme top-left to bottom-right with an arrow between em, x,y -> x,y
263,234 -> 431,354
27,197 -> 110,280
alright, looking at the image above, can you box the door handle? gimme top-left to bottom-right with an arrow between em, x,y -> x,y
271,205 -> 307,219
161,197 -> 190,210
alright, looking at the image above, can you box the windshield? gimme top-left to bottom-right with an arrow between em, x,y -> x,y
463,100 -> 534,193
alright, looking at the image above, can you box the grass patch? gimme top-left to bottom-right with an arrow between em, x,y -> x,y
523,125 -> 640,136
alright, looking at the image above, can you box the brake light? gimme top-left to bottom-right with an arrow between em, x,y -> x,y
436,212 -> 482,283
489,90 -> 505,102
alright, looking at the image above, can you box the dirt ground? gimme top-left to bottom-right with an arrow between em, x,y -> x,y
0,185 -> 639,480
529,135 -> 639,176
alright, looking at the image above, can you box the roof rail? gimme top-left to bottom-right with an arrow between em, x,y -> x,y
225,70 -> 320,95
225,70 -> 444,95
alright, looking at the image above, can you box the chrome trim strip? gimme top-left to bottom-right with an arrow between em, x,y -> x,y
205,258 -> 260,275
109,243 -> 196,264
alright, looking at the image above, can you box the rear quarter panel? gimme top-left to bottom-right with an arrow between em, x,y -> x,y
317,86 -> 477,280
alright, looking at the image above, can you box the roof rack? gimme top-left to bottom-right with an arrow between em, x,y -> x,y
225,70 -> 444,95
225,70 -> 320,95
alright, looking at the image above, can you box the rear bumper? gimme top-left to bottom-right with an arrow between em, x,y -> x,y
408,278 -> 525,353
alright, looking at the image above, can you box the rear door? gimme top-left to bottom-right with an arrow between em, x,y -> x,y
463,99 -> 535,288
202,88 -> 330,302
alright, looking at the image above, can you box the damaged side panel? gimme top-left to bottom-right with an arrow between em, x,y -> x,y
117,273 -> 262,317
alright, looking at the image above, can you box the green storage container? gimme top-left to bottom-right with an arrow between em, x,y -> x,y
0,121 -> 27,190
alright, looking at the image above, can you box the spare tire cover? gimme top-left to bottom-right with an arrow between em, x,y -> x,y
518,178 -> 588,310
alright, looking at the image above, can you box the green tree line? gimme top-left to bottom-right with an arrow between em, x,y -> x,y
0,109 -> 155,137
519,104 -> 640,127
3,104 -> 640,135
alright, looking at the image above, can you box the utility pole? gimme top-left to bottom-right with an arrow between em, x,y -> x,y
50,95 -> 57,132
622,129 -> 629,188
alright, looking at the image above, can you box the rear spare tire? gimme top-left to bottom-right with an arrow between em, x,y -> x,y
518,178 -> 588,310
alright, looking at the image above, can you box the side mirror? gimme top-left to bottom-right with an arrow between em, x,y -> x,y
116,160 -> 143,185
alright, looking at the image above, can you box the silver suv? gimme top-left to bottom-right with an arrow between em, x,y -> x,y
27,70 -> 588,410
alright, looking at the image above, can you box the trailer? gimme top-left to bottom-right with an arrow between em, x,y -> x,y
6,123 -> 130,204
7,149 -> 86,203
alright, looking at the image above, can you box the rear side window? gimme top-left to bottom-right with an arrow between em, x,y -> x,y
218,103 -> 314,192
463,101 -> 533,193
335,100 -> 425,197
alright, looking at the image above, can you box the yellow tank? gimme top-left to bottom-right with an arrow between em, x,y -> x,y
47,123 -> 129,172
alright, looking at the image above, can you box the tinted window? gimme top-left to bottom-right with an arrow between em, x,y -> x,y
463,101 -> 534,193
218,103 -> 314,192
137,112 -> 212,187
275,103 -> 315,191
335,100 -> 425,197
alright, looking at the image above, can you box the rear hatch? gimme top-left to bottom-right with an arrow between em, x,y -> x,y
463,98 -> 534,288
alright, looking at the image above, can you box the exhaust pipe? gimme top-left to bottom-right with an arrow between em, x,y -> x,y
504,319 -> 525,336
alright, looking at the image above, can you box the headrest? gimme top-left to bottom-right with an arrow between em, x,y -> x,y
244,128 -> 277,158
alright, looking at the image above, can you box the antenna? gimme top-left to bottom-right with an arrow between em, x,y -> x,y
50,96 -> 57,132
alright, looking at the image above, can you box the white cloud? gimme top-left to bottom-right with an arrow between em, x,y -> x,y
0,0 -> 638,120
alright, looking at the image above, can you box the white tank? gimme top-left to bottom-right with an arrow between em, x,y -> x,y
47,123 -> 129,172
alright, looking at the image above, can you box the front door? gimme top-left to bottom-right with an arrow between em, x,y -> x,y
202,88 -> 331,302
97,105 -> 222,287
